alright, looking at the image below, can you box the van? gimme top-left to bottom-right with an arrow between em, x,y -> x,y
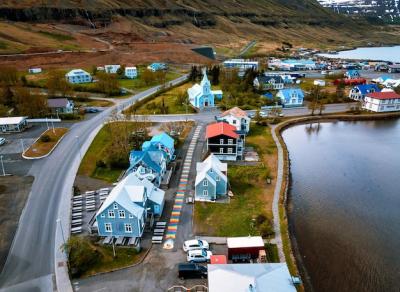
178,263 -> 207,280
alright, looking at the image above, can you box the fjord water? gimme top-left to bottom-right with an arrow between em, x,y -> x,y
319,45 -> 400,62
282,120 -> 400,292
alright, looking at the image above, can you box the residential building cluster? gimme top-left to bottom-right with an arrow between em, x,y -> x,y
95,132 -> 175,239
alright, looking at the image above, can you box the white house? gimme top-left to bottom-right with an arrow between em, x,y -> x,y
104,65 -> 121,74
65,69 -> 92,84
223,59 -> 259,71
0,117 -> 28,133
28,68 -> 42,74
253,75 -> 284,90
47,98 -> 74,114
313,79 -> 326,86
125,67 -> 138,79
217,107 -> 251,134
363,92 -> 400,112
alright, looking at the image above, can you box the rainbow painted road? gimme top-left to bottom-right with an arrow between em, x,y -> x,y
165,125 -> 202,240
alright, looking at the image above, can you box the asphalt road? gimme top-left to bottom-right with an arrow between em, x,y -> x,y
0,75 -> 188,291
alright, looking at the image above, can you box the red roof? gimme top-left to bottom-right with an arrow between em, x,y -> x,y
210,255 -> 227,264
206,122 -> 239,139
366,92 -> 400,100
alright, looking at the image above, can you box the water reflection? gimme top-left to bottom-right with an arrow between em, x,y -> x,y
283,119 -> 400,292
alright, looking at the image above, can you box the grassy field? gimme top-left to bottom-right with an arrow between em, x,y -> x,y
194,124 -> 278,237
133,82 -> 196,115
118,69 -> 181,93
23,128 -> 68,158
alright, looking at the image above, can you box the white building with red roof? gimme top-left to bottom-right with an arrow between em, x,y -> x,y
217,107 -> 251,134
363,92 -> 400,112
205,122 -> 244,161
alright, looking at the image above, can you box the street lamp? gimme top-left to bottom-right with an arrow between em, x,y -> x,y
75,136 -> 82,159
0,155 -> 5,176
56,218 -> 66,247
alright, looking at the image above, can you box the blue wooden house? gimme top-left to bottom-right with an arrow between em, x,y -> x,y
142,132 -> 175,162
276,88 -> 304,107
188,69 -> 223,109
96,173 -> 165,238
195,154 -> 228,201
127,150 -> 166,186
349,84 -> 380,101
345,70 -> 361,79
147,63 -> 167,72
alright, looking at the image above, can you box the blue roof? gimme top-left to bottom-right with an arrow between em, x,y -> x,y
347,70 -> 360,77
150,132 -> 174,150
129,150 -> 162,174
380,75 -> 391,81
355,84 -> 380,95
263,92 -> 274,99
278,88 -> 304,103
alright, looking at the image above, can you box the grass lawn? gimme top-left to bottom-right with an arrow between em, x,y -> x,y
194,124 -> 278,237
78,122 -> 152,183
134,82 -> 196,115
23,128 -> 68,158
77,237 -> 143,278
118,70 -> 181,93
73,98 -> 114,108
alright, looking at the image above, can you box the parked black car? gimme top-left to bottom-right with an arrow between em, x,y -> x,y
178,263 -> 207,280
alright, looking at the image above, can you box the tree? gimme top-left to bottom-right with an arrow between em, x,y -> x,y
116,65 -> 125,78
13,87 -> 48,117
63,236 -> 101,278
189,66 -> 199,82
336,82 -> 345,101
91,65 -> 98,76
210,65 -> 220,85
141,69 -> 156,86
0,85 -> 15,108
46,70 -> 72,98
0,66 -> 18,85
318,100 -> 326,115
96,72 -> 120,96
307,86 -> 327,116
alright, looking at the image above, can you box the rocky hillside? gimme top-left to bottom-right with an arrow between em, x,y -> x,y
319,0 -> 400,23
0,0 -> 354,28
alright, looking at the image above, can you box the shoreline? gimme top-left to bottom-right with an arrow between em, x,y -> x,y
273,112 -> 400,291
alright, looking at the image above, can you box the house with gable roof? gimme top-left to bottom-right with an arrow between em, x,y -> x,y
65,69 -> 92,84
206,122 -> 244,161
345,70 -> 361,79
349,84 -> 380,101
188,69 -> 223,109
127,150 -> 167,186
195,154 -> 228,201
216,107 -> 251,135
96,173 -> 165,238
276,88 -> 304,107
253,75 -> 284,90
142,132 -> 175,162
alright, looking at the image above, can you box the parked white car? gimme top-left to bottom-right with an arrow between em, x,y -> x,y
187,249 -> 212,263
259,111 -> 268,118
183,239 -> 209,252
0,138 -> 6,146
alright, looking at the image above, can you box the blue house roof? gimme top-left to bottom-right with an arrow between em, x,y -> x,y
150,132 -> 174,150
129,150 -> 162,174
355,84 -> 380,95
347,70 -> 360,77
263,92 -> 274,99
278,88 -> 305,103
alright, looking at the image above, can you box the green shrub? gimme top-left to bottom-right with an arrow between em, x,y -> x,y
40,134 -> 51,142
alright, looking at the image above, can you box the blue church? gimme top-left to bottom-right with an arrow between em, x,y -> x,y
187,69 -> 223,109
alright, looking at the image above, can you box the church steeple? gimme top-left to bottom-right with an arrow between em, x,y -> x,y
200,68 -> 211,94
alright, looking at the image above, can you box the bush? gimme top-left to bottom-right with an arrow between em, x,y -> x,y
63,236 -> 101,278
259,220 -> 274,237
40,134 -> 51,142
59,113 -> 81,120
96,160 -> 106,168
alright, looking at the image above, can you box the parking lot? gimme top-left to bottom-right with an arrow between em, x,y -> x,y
0,122 -> 73,176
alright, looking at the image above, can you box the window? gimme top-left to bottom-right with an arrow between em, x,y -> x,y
129,214 -> 134,219
203,180 -> 208,186
220,139 -> 224,144
203,190 -> 208,197
232,120 -> 237,124
216,176 -> 220,181
101,214 -> 105,218
219,148 -> 224,154
210,169 -> 213,173
228,139 -> 233,145
113,203 -> 118,209
124,224 -> 132,233
108,210 -> 115,218
119,210 -> 125,218
105,223 -> 112,232
228,148 -> 233,154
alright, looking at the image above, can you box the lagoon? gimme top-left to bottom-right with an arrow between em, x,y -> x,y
283,120 -> 400,292
318,46 -> 400,62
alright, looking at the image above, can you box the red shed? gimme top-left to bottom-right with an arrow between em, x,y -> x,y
334,78 -> 366,86
227,236 -> 265,262
210,255 -> 227,264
